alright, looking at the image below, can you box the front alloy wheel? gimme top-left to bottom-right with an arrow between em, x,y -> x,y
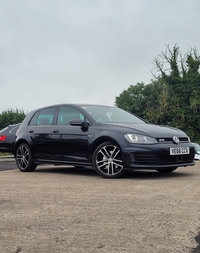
16,143 -> 37,172
93,141 -> 125,178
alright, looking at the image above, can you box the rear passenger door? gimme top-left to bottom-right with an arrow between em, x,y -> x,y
28,107 -> 57,160
51,105 -> 90,163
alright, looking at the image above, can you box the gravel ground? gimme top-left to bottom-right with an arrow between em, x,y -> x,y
0,161 -> 16,171
0,162 -> 200,253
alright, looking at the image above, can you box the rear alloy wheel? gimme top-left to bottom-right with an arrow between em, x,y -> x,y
93,141 -> 125,178
16,143 -> 37,172
156,167 -> 177,173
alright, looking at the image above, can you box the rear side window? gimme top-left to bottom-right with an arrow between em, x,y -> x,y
9,126 -> 20,133
29,107 -> 57,126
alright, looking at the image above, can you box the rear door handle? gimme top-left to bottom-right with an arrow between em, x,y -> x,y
52,129 -> 59,133
28,130 -> 34,133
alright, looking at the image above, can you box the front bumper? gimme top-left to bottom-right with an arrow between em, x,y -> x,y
121,143 -> 195,170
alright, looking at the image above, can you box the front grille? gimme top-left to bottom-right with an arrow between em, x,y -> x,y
157,137 -> 189,143
132,153 -> 155,164
157,153 -> 193,164
131,150 -> 193,165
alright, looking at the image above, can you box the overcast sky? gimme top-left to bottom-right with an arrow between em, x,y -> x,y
0,0 -> 199,113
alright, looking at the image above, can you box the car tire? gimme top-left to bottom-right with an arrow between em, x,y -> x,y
156,167 -> 177,173
92,141 -> 125,178
16,143 -> 37,172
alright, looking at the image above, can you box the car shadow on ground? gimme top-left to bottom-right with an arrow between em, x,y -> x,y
124,169 -> 193,180
36,165 -> 97,177
35,165 -> 194,180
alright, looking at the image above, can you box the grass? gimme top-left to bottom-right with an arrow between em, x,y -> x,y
0,152 -> 12,156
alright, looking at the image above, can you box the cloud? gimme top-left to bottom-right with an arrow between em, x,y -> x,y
0,0 -> 200,113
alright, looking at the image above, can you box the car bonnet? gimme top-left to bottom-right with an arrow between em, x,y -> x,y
103,122 -> 187,138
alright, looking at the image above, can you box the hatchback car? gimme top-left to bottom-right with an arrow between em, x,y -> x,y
0,124 -> 20,153
13,104 -> 195,178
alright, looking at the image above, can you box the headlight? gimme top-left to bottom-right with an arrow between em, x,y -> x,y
124,134 -> 158,144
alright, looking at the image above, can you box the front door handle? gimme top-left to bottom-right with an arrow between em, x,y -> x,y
28,130 -> 34,133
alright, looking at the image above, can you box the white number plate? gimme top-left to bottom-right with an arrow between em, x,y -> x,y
170,147 -> 190,155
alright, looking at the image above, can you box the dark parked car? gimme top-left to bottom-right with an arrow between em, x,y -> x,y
0,124 -> 20,153
13,104 -> 195,178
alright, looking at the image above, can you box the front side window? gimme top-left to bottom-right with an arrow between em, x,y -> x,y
57,106 -> 84,125
29,107 -> 57,126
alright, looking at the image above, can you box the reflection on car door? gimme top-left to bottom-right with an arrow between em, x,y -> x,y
51,105 -> 90,164
28,107 -> 56,160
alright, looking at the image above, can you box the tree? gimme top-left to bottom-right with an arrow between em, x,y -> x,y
0,109 -> 26,130
115,82 -> 147,119
115,45 -> 200,142
116,80 -> 169,124
143,80 -> 169,124
153,45 -> 200,141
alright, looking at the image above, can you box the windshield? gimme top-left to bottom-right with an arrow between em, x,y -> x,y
81,105 -> 145,124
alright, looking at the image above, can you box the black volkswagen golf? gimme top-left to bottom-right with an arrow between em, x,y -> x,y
13,104 -> 195,178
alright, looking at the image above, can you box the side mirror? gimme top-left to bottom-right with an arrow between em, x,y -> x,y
69,119 -> 90,128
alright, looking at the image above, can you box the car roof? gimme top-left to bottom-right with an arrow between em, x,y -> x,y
26,104 -> 116,117
29,103 -> 114,110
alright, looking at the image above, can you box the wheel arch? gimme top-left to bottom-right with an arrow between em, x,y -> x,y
90,136 -> 122,165
14,139 -> 32,157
